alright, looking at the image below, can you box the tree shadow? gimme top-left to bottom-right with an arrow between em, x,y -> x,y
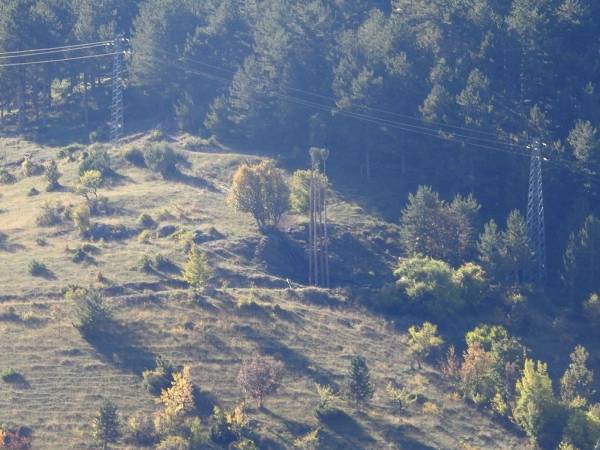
319,409 -> 376,449
32,267 -> 56,280
240,329 -> 338,388
169,170 -> 219,193
85,320 -> 156,375
2,372 -> 31,389
379,422 -> 437,450
193,387 -> 220,419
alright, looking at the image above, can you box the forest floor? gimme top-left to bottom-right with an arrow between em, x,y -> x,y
0,133 -> 527,449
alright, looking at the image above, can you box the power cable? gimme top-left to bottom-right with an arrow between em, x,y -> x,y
0,40 -> 113,56
0,42 -> 112,60
0,51 -> 120,68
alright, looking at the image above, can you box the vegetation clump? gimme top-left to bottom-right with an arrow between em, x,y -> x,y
345,355 -> 374,406
227,161 -> 290,231
237,355 -> 284,408
144,142 -> 178,178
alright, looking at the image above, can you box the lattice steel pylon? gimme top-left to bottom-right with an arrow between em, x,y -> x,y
526,139 -> 547,284
110,34 -> 125,147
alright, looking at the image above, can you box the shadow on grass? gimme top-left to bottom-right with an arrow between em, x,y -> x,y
85,320 -> 156,375
318,409 -> 376,449
239,329 -> 338,388
379,422 -> 437,450
0,232 -> 25,253
2,372 -> 31,389
262,407 -> 312,436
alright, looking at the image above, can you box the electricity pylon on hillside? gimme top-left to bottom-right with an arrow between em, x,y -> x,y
109,34 -> 125,147
526,139 -> 547,284
308,147 -> 330,288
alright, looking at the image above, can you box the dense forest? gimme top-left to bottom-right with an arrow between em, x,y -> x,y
1,1 -> 600,449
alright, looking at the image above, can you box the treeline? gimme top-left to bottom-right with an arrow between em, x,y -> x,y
1,0 -> 600,278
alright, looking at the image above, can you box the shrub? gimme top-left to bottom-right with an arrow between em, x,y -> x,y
407,322 -> 444,369
28,260 -> 48,277
123,147 -> 146,167
237,355 -> 285,408
72,204 -> 92,235
79,145 -> 111,175
385,382 -> 418,414
345,356 -> 374,406
289,169 -> 328,214
91,400 -> 120,450
126,413 -> 157,447
227,160 -> 290,231
137,213 -> 156,229
144,142 -> 178,177
293,428 -> 320,450
393,256 -> 461,315
181,135 -> 216,151
71,288 -> 112,339
231,438 -> 259,450
141,356 -> 176,396
36,202 -> 65,227
27,187 -> 39,197
314,383 -> 338,419
139,255 -> 154,273
0,168 -> 16,185
584,293 -> 600,321
181,245 -> 211,294
76,170 -> 103,205
138,229 -> 154,244
44,160 -> 61,191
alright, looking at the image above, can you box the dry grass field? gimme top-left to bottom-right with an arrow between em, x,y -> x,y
0,134 -> 526,449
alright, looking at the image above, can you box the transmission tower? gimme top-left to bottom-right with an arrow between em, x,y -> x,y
526,139 -> 547,284
109,34 -> 125,147
308,147 -> 330,288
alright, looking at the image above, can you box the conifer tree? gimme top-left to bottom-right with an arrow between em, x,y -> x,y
560,345 -> 595,406
91,400 -> 120,450
181,244 -> 211,294
346,356 -> 374,406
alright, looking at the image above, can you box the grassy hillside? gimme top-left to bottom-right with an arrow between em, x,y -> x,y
0,134 -> 526,449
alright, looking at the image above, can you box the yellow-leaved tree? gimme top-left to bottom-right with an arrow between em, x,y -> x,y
156,366 -> 195,434
227,161 -> 289,231
181,244 -> 212,295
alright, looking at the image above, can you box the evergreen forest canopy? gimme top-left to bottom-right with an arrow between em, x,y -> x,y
1,0 -> 599,284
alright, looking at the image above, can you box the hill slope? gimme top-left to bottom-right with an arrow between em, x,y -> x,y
0,135 -> 525,449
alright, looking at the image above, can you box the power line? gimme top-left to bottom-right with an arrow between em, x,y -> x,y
141,52 -> 531,158
0,42 -> 112,60
0,51 -> 120,68
0,40 -> 113,57
153,48 -> 519,141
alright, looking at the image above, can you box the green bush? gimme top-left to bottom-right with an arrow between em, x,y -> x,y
70,288 -> 112,339
393,256 -> 461,314
144,142 -> 178,177
452,263 -> 487,306
45,159 -> 61,191
156,436 -> 189,450
79,145 -> 111,175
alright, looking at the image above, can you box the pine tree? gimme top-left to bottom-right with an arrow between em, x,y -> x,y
513,359 -> 559,446
503,210 -> 532,284
560,345 -> 595,405
91,400 -> 120,450
477,219 -> 505,282
44,159 -> 61,192
181,244 -> 211,294
346,356 -> 374,406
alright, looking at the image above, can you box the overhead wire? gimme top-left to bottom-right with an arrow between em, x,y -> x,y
0,40 -> 114,56
152,48 -> 518,141
0,51 -> 120,68
143,51 -> 531,157
0,42 -> 112,60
